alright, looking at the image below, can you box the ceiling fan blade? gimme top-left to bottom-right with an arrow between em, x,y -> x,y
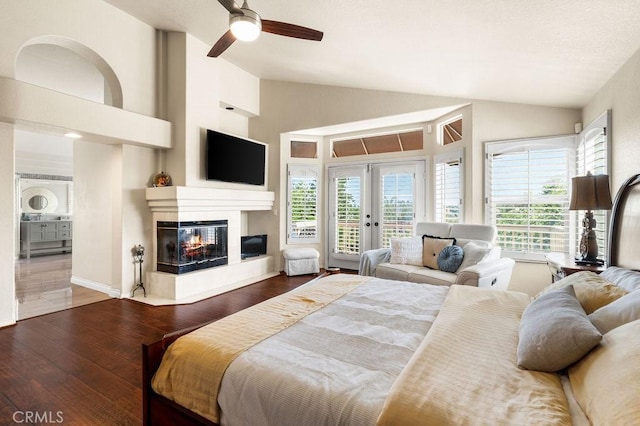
207,30 -> 237,57
261,20 -> 323,41
216,0 -> 242,14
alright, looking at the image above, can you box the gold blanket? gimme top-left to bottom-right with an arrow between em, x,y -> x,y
377,285 -> 571,425
151,274 -> 371,424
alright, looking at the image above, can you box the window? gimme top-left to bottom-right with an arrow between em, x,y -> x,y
331,129 -> 423,158
434,150 -> 463,223
290,140 -> 317,158
575,112 -> 610,260
486,136 -> 575,260
287,165 -> 319,243
437,115 -> 463,145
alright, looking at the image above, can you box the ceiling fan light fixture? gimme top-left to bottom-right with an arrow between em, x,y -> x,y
230,10 -> 261,41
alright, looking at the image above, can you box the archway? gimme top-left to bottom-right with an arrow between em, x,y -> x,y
16,35 -> 123,108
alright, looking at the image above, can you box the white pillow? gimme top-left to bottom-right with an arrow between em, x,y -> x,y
390,236 -> 423,266
589,290 -> 640,334
600,267 -> 640,293
456,241 -> 492,272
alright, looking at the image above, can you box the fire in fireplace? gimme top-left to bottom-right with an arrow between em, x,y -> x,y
157,220 -> 228,274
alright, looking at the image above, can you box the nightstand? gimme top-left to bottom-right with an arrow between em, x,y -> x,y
545,252 -> 607,282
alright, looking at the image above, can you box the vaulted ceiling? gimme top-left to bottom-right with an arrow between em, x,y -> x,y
103,0 -> 640,109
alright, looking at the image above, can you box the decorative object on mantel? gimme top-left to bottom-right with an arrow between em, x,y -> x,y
132,244 -> 147,297
153,171 -> 172,187
569,171 -> 613,265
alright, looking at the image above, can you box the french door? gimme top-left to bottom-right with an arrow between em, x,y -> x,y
328,161 -> 425,269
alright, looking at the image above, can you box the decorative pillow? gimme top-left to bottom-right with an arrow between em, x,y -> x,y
389,236 -> 423,266
600,266 -> 640,293
588,290 -> 640,334
437,245 -> 464,273
569,319 -> 640,425
535,271 -> 627,314
517,285 -> 602,372
456,241 -> 492,272
422,235 -> 455,270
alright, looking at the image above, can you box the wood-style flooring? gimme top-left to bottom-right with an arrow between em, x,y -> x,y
0,270 -> 315,425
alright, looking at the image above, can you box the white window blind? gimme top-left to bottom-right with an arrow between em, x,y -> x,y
379,170 -> 415,247
334,175 -> 361,255
575,112 -> 610,260
435,150 -> 463,223
287,165 -> 319,243
486,136 -> 574,260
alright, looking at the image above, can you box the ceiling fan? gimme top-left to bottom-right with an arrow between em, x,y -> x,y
208,0 -> 324,58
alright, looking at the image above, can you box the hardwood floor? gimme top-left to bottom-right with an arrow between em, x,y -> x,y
0,271 -> 315,425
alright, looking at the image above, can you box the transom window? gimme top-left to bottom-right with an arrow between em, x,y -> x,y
437,115 -> 463,145
331,129 -> 423,158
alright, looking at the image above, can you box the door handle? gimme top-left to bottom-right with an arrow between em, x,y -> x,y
374,222 -> 379,227
365,222 -> 371,227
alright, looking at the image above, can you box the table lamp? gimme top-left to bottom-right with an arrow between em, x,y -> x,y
569,172 -> 612,264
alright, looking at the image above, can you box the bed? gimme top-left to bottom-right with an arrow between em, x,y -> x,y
142,174 -> 640,426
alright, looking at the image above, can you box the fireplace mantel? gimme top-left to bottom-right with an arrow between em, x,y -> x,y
145,186 -> 274,212
144,186 -> 276,301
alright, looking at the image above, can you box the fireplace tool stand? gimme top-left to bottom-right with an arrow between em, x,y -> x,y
132,244 -> 147,297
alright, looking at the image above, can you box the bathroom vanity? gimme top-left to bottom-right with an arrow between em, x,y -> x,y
20,219 -> 72,259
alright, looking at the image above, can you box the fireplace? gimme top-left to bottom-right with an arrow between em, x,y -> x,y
157,220 -> 228,274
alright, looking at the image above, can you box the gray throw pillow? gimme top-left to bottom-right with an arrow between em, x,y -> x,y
517,285 -> 602,372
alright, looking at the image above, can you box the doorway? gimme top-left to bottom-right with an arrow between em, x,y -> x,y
328,160 -> 426,270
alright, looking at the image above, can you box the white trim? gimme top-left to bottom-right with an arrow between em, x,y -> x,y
71,275 -> 121,298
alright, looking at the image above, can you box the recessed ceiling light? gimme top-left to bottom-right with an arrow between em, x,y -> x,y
64,132 -> 82,139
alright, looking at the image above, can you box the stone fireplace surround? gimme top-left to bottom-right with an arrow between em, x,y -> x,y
145,186 -> 275,300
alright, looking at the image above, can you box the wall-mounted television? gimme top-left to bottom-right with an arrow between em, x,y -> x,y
206,129 -> 266,186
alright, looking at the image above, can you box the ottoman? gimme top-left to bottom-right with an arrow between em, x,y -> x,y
283,247 -> 320,276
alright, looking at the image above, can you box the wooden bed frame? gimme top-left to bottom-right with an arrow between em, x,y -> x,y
142,173 -> 640,426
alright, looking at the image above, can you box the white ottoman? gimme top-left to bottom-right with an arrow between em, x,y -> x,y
283,248 -> 320,276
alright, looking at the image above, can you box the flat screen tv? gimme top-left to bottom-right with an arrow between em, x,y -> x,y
206,129 -> 266,186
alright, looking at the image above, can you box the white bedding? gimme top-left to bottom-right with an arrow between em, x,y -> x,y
218,278 -> 449,426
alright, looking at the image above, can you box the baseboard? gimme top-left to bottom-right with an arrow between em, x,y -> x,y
70,276 -> 122,298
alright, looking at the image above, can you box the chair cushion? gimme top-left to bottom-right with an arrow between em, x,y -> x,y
282,248 -> 320,260
449,224 -> 496,243
422,235 -> 455,269
437,245 -> 464,273
456,241 -> 493,272
389,236 -> 423,266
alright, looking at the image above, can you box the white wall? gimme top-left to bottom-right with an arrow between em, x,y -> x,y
1,0 -> 157,116
72,142 -> 117,292
0,123 -> 16,327
583,46 -> 640,192
163,32 -> 259,187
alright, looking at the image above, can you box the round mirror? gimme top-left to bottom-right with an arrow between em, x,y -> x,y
29,195 -> 48,210
21,187 -> 58,213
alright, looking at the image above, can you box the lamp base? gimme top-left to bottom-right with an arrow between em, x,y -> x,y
574,258 -> 604,266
